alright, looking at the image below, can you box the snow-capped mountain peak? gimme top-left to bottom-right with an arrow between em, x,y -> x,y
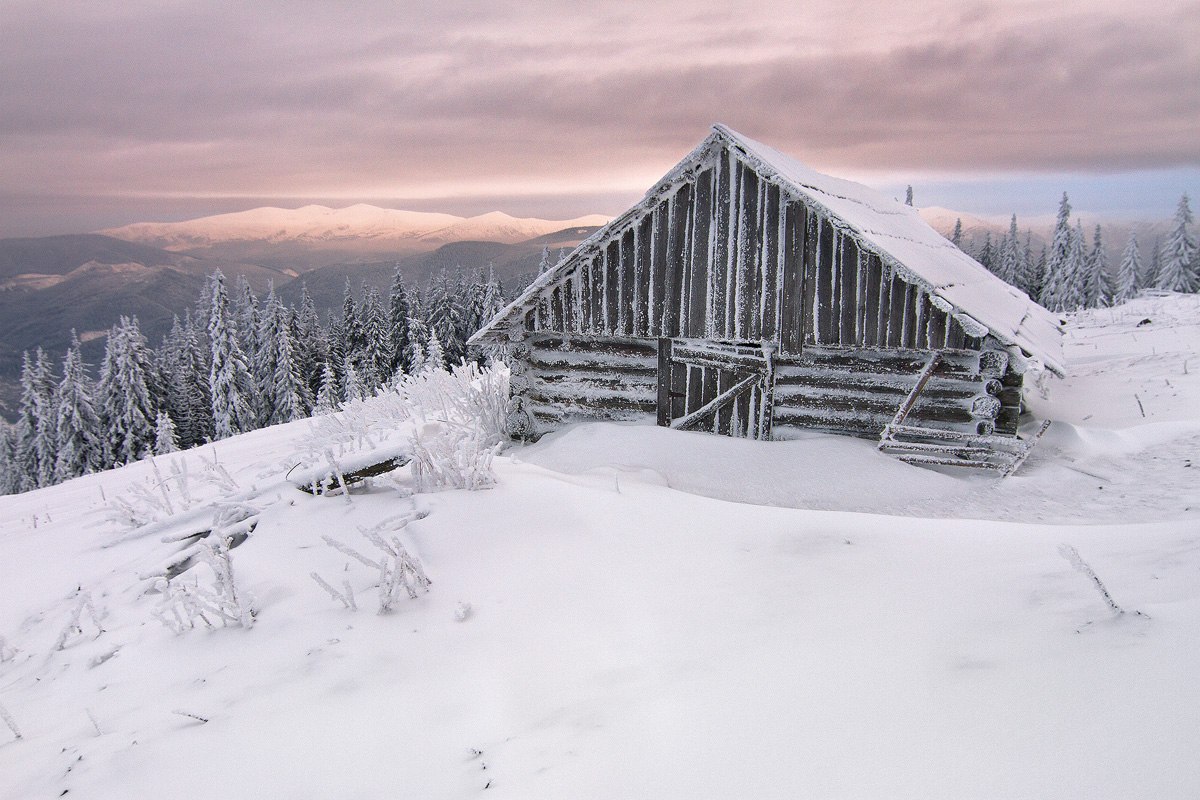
98,205 -> 611,252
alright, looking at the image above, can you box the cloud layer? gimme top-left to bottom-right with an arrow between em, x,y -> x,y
1,0 -> 1197,233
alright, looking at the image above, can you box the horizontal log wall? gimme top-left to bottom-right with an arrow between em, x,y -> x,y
518,334 -> 658,428
770,346 -> 1022,440
512,336 -> 1022,440
521,141 -> 984,357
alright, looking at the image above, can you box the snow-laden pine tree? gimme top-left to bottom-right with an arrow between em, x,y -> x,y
1113,232 -> 1143,305
0,424 -> 18,496
161,311 -> 213,449
358,286 -> 394,392
905,185 -> 914,206
313,361 -> 341,415
292,285 -> 329,402
387,268 -> 413,376
951,218 -> 963,249
233,275 -> 268,423
54,333 -> 104,481
97,317 -> 160,466
480,266 -> 505,326
1156,194 -> 1197,293
425,268 -> 466,366
1145,236 -> 1162,288
342,356 -> 367,403
207,270 -> 258,440
406,315 -> 429,375
29,348 -> 59,488
1060,219 -> 1089,311
234,275 -> 261,361
13,351 -> 52,490
997,215 -> 1023,286
538,246 -> 551,274
424,331 -> 446,373
153,410 -> 180,455
1084,225 -> 1113,308
328,279 -> 363,374
459,268 -> 490,348
257,287 -> 311,425
1041,193 -> 1075,311
976,231 -> 995,274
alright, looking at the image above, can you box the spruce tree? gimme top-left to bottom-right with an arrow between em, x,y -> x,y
28,348 -> 59,488
951,218 -> 963,249
905,185 -> 914,206
1060,219 -> 1089,311
1145,236 -> 1162,288
161,311 -> 213,449
406,315 -> 429,374
293,284 -> 328,401
329,279 -> 363,372
207,270 -> 257,440
1085,225 -> 1113,307
314,361 -> 340,415
977,231 -> 995,273
387,268 -> 413,376
0,424 -> 18,495
258,288 -> 311,425
153,411 -> 180,455
342,356 -> 367,403
424,331 -> 446,372
234,275 -> 261,361
13,352 -> 46,490
1156,194 -> 1197,292
97,317 -> 159,465
1114,232 -> 1143,305
54,333 -> 104,481
425,268 -> 465,365
358,286 -> 394,392
1041,193 -> 1074,311
997,215 -> 1022,286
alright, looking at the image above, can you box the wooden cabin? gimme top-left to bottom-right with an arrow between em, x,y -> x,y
470,125 -> 1064,472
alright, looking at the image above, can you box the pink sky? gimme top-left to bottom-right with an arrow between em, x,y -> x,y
0,0 -> 1197,235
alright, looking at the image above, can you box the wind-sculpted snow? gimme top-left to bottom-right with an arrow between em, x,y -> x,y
1,297 -> 1198,798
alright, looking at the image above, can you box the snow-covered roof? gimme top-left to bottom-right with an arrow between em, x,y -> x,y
474,124 -> 1064,375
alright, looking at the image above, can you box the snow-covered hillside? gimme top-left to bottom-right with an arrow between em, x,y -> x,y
1,295 -> 1198,799
99,205 -> 612,252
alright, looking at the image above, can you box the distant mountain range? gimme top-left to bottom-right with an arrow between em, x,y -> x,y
0,207 -> 607,418
0,201 -> 1175,420
99,205 -> 611,267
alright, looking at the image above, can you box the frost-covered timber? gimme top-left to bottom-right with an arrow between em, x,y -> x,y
471,125 -> 1064,465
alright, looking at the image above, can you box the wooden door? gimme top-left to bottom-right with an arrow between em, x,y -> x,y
657,339 -> 776,439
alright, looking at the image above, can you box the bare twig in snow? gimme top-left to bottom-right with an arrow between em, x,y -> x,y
0,702 -> 22,740
1058,544 -> 1146,618
310,573 -> 358,611
172,709 -> 209,724
86,708 -> 103,736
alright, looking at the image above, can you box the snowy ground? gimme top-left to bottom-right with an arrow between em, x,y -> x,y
1,294 -> 1198,799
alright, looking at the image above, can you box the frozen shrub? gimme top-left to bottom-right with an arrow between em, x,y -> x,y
401,361 -> 508,492
314,510 -> 430,614
153,537 -> 255,632
52,590 -> 105,651
410,420 -> 499,491
104,452 -> 239,532
290,360 -> 509,495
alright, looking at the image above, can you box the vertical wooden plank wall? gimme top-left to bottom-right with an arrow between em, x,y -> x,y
522,143 -> 980,357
